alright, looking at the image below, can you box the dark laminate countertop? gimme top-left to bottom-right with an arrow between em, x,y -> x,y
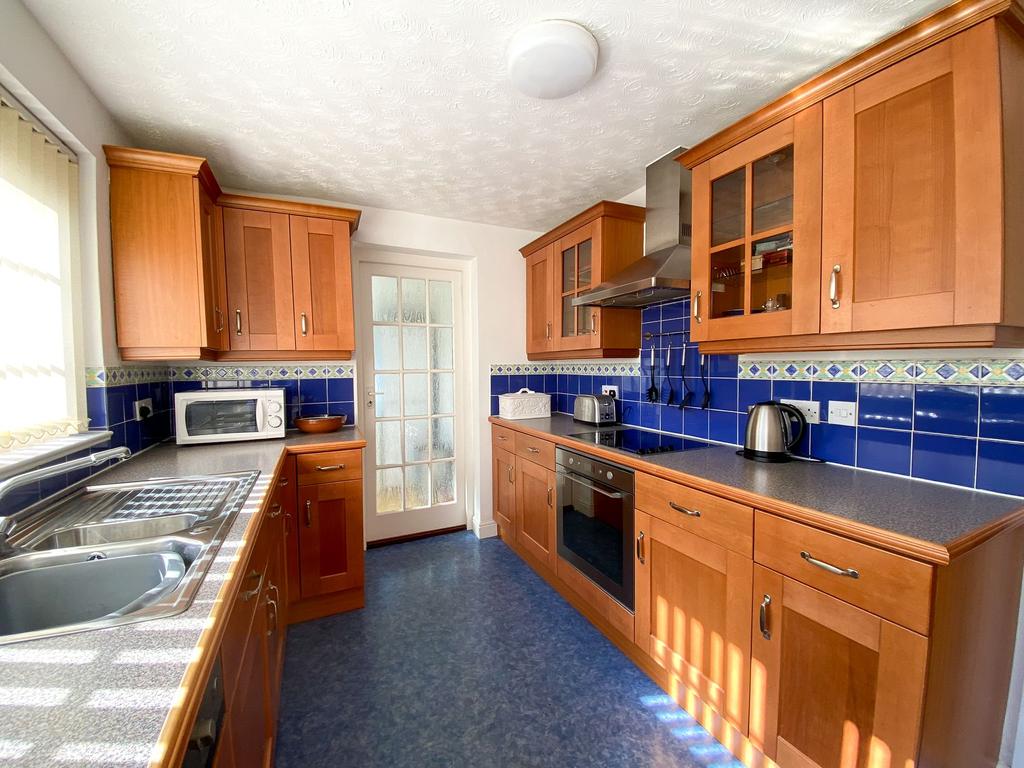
491,415 -> 1024,564
2,428 -> 364,768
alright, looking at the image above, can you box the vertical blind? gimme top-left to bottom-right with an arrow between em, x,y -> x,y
0,101 -> 83,450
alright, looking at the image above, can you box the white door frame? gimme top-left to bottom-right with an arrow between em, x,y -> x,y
354,248 -> 474,542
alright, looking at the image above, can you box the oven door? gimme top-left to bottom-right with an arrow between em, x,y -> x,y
556,469 -> 634,611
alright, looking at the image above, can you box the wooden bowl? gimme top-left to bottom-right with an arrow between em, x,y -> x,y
294,415 -> 346,434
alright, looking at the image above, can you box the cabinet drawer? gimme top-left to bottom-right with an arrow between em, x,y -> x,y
635,472 -> 753,557
492,423 -> 516,449
754,511 -> 933,635
297,449 -> 362,485
514,432 -> 554,467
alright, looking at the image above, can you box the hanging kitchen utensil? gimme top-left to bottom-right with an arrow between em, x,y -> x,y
646,345 -> 659,403
700,353 -> 711,409
664,344 -> 676,405
679,346 -> 692,408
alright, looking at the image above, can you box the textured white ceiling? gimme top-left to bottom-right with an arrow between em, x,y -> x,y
25,0 -> 949,231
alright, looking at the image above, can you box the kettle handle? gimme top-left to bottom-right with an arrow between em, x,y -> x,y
777,403 -> 807,451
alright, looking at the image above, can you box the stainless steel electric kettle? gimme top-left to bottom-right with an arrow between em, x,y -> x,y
742,401 -> 807,462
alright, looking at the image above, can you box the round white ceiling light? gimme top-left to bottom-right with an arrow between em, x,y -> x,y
507,20 -> 599,99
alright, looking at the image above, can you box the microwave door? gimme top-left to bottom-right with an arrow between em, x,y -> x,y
184,399 -> 260,437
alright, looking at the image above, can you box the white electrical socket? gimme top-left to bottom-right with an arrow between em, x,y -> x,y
780,398 -> 820,424
828,400 -> 857,426
601,385 -> 620,399
133,397 -> 153,421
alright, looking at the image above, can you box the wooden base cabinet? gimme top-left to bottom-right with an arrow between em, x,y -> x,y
514,458 -> 556,569
634,510 -> 753,734
492,445 -> 516,534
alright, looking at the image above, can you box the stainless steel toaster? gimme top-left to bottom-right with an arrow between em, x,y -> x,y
573,394 -> 617,425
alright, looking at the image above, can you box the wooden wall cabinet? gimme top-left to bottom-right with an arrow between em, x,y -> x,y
682,14 -> 1024,353
520,202 -> 645,360
104,147 -> 361,361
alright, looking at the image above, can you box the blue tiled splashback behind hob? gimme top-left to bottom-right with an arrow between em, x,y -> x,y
0,363 -> 358,517
491,297 -> 1024,497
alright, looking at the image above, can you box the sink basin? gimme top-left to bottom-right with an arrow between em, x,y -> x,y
0,550 -> 186,640
0,470 -> 259,644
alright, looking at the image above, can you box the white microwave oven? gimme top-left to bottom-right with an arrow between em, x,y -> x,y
174,388 -> 286,445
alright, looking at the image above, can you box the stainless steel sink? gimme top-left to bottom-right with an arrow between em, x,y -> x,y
0,470 -> 259,644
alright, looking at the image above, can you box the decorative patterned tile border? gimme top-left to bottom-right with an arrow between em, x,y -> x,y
739,358 -> 1024,386
85,366 -> 172,388
490,362 -> 642,377
169,362 -> 356,382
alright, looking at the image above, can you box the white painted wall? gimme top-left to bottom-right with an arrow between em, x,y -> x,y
0,0 -> 130,367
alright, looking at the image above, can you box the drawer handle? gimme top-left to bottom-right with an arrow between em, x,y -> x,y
496,435 -> 508,441
668,501 -> 701,518
241,570 -> 263,601
801,550 -> 859,579
278,477 -> 289,487
268,502 -> 282,518
315,464 -> 345,471
636,531 -> 645,564
759,594 -> 772,640
526,447 -> 540,454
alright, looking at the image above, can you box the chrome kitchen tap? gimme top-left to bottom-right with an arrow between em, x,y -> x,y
0,446 -> 131,555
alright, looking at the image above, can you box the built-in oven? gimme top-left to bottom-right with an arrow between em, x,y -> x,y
555,446 -> 635,611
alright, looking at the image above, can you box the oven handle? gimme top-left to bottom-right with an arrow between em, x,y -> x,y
559,470 -> 624,500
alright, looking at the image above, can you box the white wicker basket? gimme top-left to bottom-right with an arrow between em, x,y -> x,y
498,388 -> 551,420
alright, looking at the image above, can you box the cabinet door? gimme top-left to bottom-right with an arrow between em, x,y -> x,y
821,24 -> 1002,333
290,216 -> 355,352
279,459 -> 301,607
263,508 -> 287,737
492,444 -> 516,534
554,223 -> 602,351
525,245 -> 555,354
297,480 -> 364,598
514,458 -> 555,568
197,185 -> 229,351
225,596 -> 270,768
691,107 -> 822,342
749,564 -> 928,767
223,207 -> 295,351
634,511 -> 752,733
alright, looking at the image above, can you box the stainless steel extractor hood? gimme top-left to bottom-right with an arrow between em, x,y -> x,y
573,146 -> 691,309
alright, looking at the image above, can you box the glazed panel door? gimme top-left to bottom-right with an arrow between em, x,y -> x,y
553,222 -> 601,352
821,24 -> 1003,333
634,510 -> 753,733
749,564 -> 928,767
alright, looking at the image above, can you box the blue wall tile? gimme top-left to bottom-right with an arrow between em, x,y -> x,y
914,385 -> 978,437
490,375 -> 510,396
978,440 -> 1024,496
912,433 -> 976,488
738,380 -> 771,413
857,428 -> 912,475
812,381 -> 857,414
772,380 -> 811,402
980,387 -> 1024,442
708,411 -> 738,445
660,406 -> 683,435
328,378 -> 354,403
858,383 -> 914,430
683,408 -> 708,439
811,423 -> 856,465
299,378 -> 327,404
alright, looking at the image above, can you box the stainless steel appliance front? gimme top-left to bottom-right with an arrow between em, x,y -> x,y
555,447 -> 635,611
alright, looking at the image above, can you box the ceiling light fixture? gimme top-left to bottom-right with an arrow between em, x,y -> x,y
507,20 -> 599,99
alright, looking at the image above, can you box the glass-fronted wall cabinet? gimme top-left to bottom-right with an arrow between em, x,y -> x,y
520,201 -> 644,360
689,106 -> 823,344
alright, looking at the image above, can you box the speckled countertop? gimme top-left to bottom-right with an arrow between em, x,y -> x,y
0,428 -> 363,768
493,415 -> 1024,562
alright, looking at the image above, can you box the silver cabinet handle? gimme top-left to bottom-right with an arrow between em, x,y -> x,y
547,487 -> 553,507
496,435 -> 508,441
269,502 -> 282,518
305,499 -> 312,528
526,447 -> 540,454
801,550 -> 859,579
266,594 -> 279,637
829,264 -> 841,309
315,464 -> 345,471
759,594 -> 772,639
591,311 -> 598,335
669,501 -> 701,518
693,290 -> 702,324
234,309 -> 242,335
300,312 -> 308,336
507,465 -> 514,484
241,569 -> 263,601
636,531 -> 646,564
545,321 -> 551,340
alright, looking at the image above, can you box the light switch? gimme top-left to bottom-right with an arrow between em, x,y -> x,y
828,400 -> 857,426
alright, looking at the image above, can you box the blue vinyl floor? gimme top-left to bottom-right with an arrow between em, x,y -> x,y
275,531 -> 740,768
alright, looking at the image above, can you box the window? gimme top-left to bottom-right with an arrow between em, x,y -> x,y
0,97 -> 83,450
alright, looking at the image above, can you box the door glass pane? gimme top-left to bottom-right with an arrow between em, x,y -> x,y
712,167 -> 746,246
374,374 -> 400,417
402,327 -> 427,369
428,280 -> 453,324
561,296 -> 575,337
751,232 -> 793,313
430,327 -> 453,370
431,372 -> 454,415
375,421 -> 402,465
401,278 -> 427,323
403,372 -> 428,416
577,307 -> 594,336
377,467 -> 404,514
753,145 -> 794,234
431,461 -> 455,504
431,416 -> 455,459
373,326 -> 400,370
577,239 -> 592,288
405,464 -> 430,509
404,418 -> 429,462
371,276 -> 399,322
561,246 -> 575,292
710,244 -> 745,319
